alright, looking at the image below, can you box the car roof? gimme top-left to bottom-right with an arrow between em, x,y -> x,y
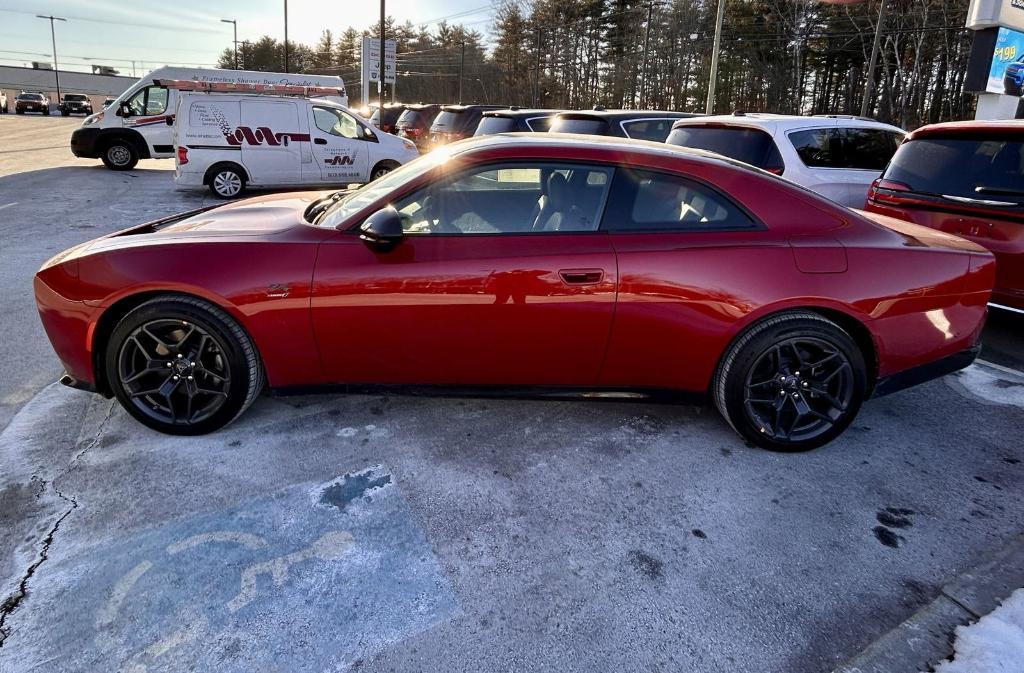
556,109 -> 699,121
446,131 -> 767,174
671,113 -> 904,133
907,119 -> 1024,140
440,104 -> 506,112
482,108 -> 561,119
405,103 -> 442,110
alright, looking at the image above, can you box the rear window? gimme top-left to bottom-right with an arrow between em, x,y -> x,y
432,110 -> 471,132
550,116 -> 609,135
475,116 -> 517,136
884,137 -> 1024,204
397,110 -> 427,127
622,118 -> 676,142
667,126 -> 784,171
379,107 -> 405,125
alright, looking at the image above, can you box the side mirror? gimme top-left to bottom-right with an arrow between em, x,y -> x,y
118,102 -> 131,117
357,206 -> 404,251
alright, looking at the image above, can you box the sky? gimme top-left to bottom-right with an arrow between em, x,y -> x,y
0,0 -> 495,77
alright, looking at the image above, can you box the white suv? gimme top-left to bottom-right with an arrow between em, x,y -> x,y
666,113 -> 905,207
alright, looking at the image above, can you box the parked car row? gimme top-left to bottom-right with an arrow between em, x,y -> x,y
1,91 -> 99,115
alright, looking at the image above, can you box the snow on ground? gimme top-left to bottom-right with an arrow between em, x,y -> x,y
928,588 -> 1024,673
949,362 -> 1024,409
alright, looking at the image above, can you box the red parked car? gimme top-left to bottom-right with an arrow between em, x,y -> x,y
35,134 -> 994,451
866,120 -> 1023,311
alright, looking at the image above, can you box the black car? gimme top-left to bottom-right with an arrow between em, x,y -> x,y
473,108 -> 562,136
60,94 -> 94,116
549,108 -> 702,142
15,92 -> 49,115
103,97 -> 117,108
395,104 -> 442,151
428,104 -> 506,147
369,103 -> 409,135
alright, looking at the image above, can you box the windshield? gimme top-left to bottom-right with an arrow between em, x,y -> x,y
883,137 -> 1024,203
318,151 -> 453,228
19,94 -> 43,101
65,95 -> 88,101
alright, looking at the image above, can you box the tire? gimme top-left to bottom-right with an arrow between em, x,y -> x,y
370,160 -> 400,181
61,110 -> 69,117
207,165 -> 246,199
101,140 -> 139,170
1006,82 -> 1023,97
104,295 -> 264,435
713,312 -> 867,452
16,109 -> 23,115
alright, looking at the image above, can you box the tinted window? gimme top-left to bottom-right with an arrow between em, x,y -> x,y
313,107 -> 361,139
526,116 -> 554,132
789,128 -> 844,168
65,94 -> 88,101
394,162 -> 613,234
19,94 -> 43,101
432,110 -> 471,132
396,110 -> 426,127
841,128 -> 903,170
474,116 -> 517,136
603,169 -> 756,231
666,126 -> 784,171
622,118 -> 675,142
550,117 -> 608,135
884,137 -> 1024,204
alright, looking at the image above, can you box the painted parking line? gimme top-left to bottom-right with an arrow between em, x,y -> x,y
4,466 -> 457,672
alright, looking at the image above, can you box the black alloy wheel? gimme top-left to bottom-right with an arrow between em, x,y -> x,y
106,296 -> 264,435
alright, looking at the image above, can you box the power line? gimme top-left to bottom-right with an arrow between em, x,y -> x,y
0,8 -> 223,34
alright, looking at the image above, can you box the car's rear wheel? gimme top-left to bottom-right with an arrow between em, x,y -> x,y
102,140 -> 139,170
370,160 -> 400,181
105,296 -> 264,435
208,165 -> 246,198
713,312 -> 866,452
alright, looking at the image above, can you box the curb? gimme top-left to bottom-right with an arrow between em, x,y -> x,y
834,533 -> 1024,673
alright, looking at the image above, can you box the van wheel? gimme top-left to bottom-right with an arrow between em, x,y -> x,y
208,166 -> 246,199
102,140 -> 139,170
713,312 -> 867,452
370,160 -> 399,181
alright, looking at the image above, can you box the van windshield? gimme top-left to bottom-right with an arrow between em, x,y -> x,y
884,137 -> 1024,204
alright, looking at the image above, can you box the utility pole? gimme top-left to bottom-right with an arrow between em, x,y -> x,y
705,0 -> 726,114
379,0 -> 386,109
283,0 -> 289,73
458,41 -> 466,103
533,28 -> 541,108
860,0 -> 888,118
221,19 -> 238,69
641,3 -> 654,108
36,15 -> 66,108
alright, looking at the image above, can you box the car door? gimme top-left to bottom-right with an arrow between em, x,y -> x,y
122,84 -> 173,156
239,99 -> 304,186
308,105 -> 370,184
310,161 -> 618,386
598,167 -> 783,392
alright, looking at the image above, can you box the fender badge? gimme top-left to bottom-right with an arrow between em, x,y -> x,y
267,283 -> 290,298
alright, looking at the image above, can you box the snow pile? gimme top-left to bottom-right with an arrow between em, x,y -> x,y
929,588 -> 1024,673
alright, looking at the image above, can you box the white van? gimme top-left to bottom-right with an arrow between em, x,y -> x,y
172,91 -> 419,198
69,66 -> 347,170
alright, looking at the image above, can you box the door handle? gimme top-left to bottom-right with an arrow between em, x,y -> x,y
314,138 -> 327,145
558,269 -> 604,285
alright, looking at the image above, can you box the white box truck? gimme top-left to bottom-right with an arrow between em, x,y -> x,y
168,81 -> 418,197
69,66 -> 347,170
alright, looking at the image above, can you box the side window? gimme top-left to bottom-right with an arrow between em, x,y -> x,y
125,86 -> 167,116
602,169 -> 756,232
313,107 -> 362,139
392,162 -> 613,235
841,128 -> 902,170
622,119 -> 674,142
789,128 -> 843,168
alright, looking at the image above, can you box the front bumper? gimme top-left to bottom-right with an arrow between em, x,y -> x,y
70,127 -> 101,158
34,273 -> 99,393
871,344 -> 980,398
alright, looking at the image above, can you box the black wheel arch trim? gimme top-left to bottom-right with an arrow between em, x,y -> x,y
871,345 -> 980,398
96,128 -> 151,159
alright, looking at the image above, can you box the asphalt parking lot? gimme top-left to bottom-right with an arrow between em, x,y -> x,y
0,115 -> 1022,672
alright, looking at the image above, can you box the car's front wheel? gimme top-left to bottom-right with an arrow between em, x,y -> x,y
370,160 -> 400,181
713,312 -> 866,452
105,296 -> 264,435
102,140 -> 139,170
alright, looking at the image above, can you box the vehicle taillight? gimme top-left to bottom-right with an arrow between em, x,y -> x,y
765,166 -> 784,176
867,178 -> 910,202
407,128 -> 422,137
177,146 -> 188,165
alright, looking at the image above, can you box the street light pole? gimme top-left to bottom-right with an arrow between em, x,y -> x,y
860,0 -> 888,118
36,15 -> 66,108
283,0 -> 289,73
221,19 -> 238,69
458,41 -> 465,103
705,0 -> 726,114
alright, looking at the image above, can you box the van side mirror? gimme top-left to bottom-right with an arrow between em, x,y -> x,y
117,102 -> 130,117
357,206 -> 404,251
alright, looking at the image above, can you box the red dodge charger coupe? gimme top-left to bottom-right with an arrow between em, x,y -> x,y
35,134 -> 995,451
